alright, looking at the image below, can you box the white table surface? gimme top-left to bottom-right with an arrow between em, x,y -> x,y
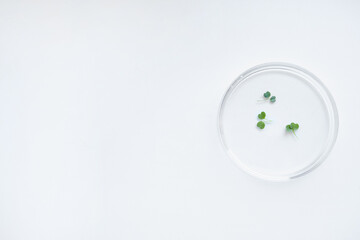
0,1 -> 359,239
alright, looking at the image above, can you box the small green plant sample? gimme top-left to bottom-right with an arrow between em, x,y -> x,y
286,122 -> 299,136
258,111 -> 271,122
257,121 -> 265,129
263,91 -> 271,98
258,91 -> 276,103
257,111 -> 271,129
258,111 -> 266,119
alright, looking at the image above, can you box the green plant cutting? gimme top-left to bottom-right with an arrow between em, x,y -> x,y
257,111 -> 271,129
258,111 -> 271,122
258,91 -> 276,103
286,122 -> 299,136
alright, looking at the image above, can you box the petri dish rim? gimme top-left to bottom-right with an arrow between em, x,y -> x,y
218,62 -> 339,182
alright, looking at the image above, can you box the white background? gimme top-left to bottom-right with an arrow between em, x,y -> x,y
0,0 -> 359,239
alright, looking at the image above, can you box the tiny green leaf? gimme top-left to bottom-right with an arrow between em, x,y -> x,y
258,111 -> 266,119
270,96 -> 276,103
286,125 -> 291,131
257,121 -> 265,129
294,123 -> 299,130
263,91 -> 271,98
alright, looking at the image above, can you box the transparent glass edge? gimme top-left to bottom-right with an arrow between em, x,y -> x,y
217,62 -> 339,182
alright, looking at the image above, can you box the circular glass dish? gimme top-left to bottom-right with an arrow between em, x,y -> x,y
218,63 -> 338,181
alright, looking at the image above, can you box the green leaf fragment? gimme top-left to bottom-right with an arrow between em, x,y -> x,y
286,122 -> 300,135
258,111 -> 266,119
263,91 -> 271,98
270,96 -> 276,102
257,121 -> 265,129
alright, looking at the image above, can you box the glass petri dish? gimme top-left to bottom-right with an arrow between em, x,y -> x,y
218,63 -> 339,181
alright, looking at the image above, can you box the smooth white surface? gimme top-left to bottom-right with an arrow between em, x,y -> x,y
0,0 -> 359,239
